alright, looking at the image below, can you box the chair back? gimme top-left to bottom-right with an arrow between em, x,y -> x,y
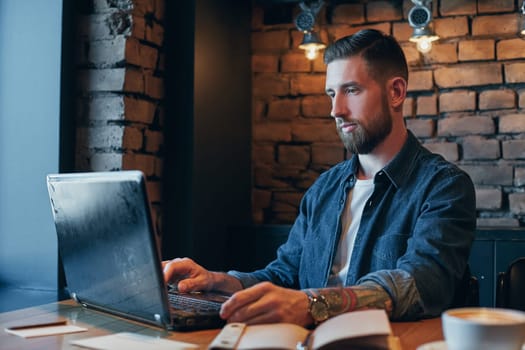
496,257 -> 525,311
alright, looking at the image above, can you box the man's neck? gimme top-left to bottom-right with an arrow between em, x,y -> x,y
356,128 -> 408,180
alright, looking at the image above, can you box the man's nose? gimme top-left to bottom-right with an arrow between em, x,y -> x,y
330,94 -> 348,119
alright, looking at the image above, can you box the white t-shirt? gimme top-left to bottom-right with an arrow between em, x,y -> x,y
327,178 -> 375,286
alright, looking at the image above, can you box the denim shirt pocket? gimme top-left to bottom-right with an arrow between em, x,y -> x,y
370,233 -> 410,271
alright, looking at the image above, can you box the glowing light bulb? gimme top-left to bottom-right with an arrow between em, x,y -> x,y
305,46 -> 319,60
417,39 -> 433,54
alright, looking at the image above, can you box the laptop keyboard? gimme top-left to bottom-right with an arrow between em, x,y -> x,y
168,293 -> 222,313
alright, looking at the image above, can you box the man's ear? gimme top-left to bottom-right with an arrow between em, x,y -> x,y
388,77 -> 407,109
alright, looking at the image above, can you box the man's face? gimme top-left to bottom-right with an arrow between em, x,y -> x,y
325,55 -> 392,155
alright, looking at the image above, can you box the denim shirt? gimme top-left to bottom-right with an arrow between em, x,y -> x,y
229,131 -> 476,320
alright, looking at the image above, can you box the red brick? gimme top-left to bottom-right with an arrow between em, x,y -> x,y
124,97 -> 156,123
144,73 -> 163,100
278,145 -> 310,166
274,191 -> 303,208
253,74 -> 290,96
434,17 -> 469,38
393,22 -> 412,42
434,63 -> 502,88
505,63 -> 525,83
502,140 -> 525,159
520,90 -> 525,108
144,129 -> 163,153
438,116 -> 495,136
477,217 -> 520,227
292,121 -> 340,142
516,167 -> 525,186
478,0 -> 515,13
417,94 -> 437,116
311,143 -> 344,165
290,74 -> 326,95
253,99 -> 266,121
407,70 -> 433,92
253,123 -> 292,142
459,40 -> 495,61
122,153 -> 156,176
254,166 -> 290,189
312,54 -> 327,73
146,180 -> 161,203
475,187 -> 502,210
267,98 -> 300,120
509,193 -> 525,214
472,14 -> 519,36
252,144 -> 276,165
440,0 -> 476,16
331,4 -> 365,24
281,52 -> 311,73
460,164 -> 513,185
252,54 -> 279,73
425,43 -> 457,64
301,95 -> 331,117
424,142 -> 458,162
131,15 -> 146,40
462,137 -> 500,160
252,30 -> 290,51
406,119 -> 434,138
401,44 -> 419,67
497,39 -> 525,60
124,68 -> 144,93
479,89 -> 516,110
439,90 -> 476,112
403,96 -> 414,117
123,126 -> 143,150
366,1 -> 403,22
500,114 -> 525,133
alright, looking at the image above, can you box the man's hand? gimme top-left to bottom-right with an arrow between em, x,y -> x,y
162,257 -> 243,294
220,282 -> 312,326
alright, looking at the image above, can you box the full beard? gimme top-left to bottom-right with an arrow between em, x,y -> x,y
337,100 -> 393,155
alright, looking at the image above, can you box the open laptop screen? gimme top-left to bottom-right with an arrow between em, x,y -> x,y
47,171 -> 172,328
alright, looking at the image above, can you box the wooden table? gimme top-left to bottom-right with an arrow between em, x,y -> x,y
1,300 -> 444,350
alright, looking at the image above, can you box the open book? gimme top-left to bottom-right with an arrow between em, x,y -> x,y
208,309 -> 400,350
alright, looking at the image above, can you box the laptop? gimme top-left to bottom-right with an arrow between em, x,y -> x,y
46,170 -> 228,331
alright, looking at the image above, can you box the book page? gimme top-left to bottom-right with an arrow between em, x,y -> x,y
310,309 -> 392,350
236,323 -> 310,350
71,332 -> 199,350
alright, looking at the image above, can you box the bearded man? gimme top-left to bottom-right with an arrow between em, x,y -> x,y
163,29 -> 476,325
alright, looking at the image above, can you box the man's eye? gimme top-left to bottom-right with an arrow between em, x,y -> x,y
345,87 -> 358,94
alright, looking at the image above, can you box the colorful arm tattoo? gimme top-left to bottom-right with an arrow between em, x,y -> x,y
311,283 -> 393,318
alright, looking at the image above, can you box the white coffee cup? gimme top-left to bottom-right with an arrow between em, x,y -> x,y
442,307 -> 525,350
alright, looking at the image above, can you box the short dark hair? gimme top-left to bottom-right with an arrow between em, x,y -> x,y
323,29 -> 408,83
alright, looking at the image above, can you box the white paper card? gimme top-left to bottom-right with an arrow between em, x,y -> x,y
71,332 -> 199,350
5,325 -> 88,338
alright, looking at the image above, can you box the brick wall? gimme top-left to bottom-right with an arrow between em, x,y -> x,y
252,0 -> 525,227
75,0 -> 165,234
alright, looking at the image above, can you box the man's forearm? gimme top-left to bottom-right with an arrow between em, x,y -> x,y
309,282 -> 393,318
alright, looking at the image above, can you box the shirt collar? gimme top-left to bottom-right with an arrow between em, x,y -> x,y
346,130 -> 422,189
